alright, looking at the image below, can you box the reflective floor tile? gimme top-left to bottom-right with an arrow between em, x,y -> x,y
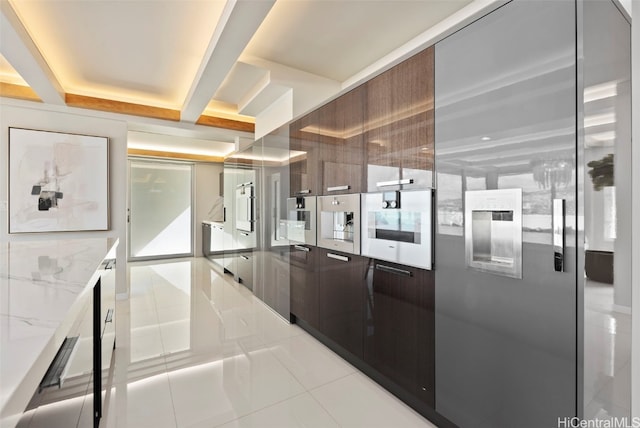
311,372 -> 436,428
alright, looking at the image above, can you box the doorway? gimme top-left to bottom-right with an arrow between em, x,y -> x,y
128,159 -> 194,261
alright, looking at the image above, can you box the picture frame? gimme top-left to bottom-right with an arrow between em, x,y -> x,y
8,127 -> 109,233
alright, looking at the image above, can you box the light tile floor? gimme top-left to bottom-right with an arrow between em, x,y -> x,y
583,279 -> 632,420
103,257 -> 436,428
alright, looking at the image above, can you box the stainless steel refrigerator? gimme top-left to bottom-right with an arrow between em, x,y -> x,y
434,0 -> 631,426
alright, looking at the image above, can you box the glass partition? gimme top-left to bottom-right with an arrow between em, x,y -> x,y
129,159 -> 193,260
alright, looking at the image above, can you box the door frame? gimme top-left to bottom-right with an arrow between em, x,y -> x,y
127,157 -> 195,262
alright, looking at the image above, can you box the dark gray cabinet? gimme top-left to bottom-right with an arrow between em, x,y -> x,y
316,248 -> 368,358
365,48 -> 434,192
363,260 -> 434,407
318,87 -> 365,195
290,113 -> 320,197
289,244 -> 319,327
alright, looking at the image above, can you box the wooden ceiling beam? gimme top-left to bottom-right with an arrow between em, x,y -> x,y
128,148 -> 225,163
65,93 -> 181,121
0,82 -> 41,102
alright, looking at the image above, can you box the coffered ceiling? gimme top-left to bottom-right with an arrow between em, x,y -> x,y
1,0 -> 478,151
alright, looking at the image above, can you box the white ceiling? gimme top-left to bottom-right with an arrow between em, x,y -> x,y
1,0 -> 477,152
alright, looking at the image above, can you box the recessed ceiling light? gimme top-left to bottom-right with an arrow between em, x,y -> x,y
481,136 -> 491,141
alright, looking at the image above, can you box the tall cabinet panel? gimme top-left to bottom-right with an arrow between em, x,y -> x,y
290,112 -> 320,197
364,260 -> 434,407
434,1 -> 577,427
319,87 -> 365,195
365,48 -> 434,192
259,126 -> 291,320
316,248 -> 368,358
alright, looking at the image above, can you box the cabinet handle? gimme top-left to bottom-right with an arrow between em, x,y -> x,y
327,253 -> 350,262
105,309 -> 114,324
375,264 -> 412,277
39,336 -> 79,391
553,198 -> 565,272
376,179 -> 414,188
237,181 -> 253,188
296,189 -> 311,195
294,245 -> 311,252
240,232 -> 250,236
327,185 -> 350,192
240,255 -> 250,260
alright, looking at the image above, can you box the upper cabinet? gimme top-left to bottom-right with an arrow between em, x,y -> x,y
290,112 -> 320,196
290,47 -> 433,196
318,86 -> 366,195
365,47 -> 434,192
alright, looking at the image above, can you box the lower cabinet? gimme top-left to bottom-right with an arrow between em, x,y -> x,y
316,248 -> 368,359
18,259 -> 116,428
290,249 -> 435,412
363,260 -> 435,407
290,244 -> 319,328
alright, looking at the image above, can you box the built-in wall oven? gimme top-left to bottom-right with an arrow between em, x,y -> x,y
235,182 -> 255,232
285,196 -> 316,245
361,189 -> 433,270
317,193 -> 361,254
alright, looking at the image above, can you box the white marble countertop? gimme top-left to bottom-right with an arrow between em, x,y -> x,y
0,237 -> 118,428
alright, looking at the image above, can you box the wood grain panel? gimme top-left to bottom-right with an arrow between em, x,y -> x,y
364,46 -> 434,191
128,148 -> 224,163
196,114 -> 255,133
0,82 -> 41,102
66,93 -> 180,121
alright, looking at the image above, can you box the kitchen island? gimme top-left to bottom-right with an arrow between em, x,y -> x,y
0,238 -> 118,428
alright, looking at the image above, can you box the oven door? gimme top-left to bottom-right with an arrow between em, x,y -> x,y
361,190 -> 433,270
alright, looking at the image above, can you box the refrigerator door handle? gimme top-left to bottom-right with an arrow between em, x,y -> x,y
552,198 -> 565,272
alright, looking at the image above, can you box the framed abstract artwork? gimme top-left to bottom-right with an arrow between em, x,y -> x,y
8,127 -> 109,233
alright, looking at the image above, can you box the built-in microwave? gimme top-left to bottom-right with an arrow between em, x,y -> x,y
235,182 -> 254,232
285,196 -> 316,245
361,189 -> 433,270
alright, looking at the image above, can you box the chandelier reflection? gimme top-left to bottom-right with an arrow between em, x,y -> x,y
531,157 -> 574,189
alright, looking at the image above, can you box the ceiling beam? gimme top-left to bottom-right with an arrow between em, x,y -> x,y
0,1 -> 65,105
0,82 -> 40,102
65,93 -> 181,121
128,148 -> 225,163
196,114 -> 254,133
181,0 -> 275,123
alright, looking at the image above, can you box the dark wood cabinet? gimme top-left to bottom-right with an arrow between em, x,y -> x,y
363,260 -> 435,407
319,86 -> 365,195
365,47 -> 434,192
317,248 -> 368,358
289,244 -> 319,328
290,112 -> 320,196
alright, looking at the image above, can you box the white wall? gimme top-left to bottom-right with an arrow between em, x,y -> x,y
0,99 -> 128,295
194,162 -> 223,257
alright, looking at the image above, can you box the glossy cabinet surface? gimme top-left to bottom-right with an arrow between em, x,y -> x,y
364,260 -> 434,407
318,87 -> 365,195
317,248 -> 368,358
365,48 -> 434,192
290,112 -> 320,196
289,244 -> 319,328
434,1 -> 577,426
